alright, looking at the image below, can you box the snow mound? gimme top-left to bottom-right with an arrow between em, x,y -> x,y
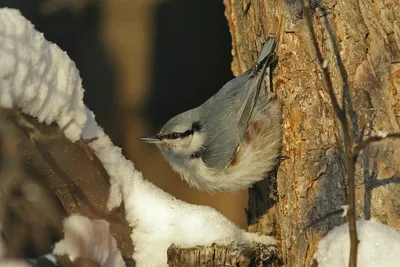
314,219 -> 400,267
53,214 -> 126,267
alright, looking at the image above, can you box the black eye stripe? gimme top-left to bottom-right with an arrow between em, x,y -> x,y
160,132 -> 182,140
183,129 -> 192,135
170,133 -> 180,139
192,122 -> 202,132
160,121 -> 202,140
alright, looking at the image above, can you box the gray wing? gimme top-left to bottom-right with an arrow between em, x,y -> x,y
200,38 -> 277,169
236,38 -> 277,136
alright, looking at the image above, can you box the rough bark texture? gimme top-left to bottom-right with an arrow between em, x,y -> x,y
222,0 -> 400,266
167,243 -> 279,267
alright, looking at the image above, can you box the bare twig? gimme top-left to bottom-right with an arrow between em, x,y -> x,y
303,208 -> 345,230
353,133 -> 400,157
300,1 -> 358,266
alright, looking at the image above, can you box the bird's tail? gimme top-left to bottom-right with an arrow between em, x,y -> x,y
255,37 -> 278,94
257,37 -> 277,65
236,37 -> 277,130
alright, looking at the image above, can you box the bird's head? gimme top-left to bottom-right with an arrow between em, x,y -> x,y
138,109 -> 204,157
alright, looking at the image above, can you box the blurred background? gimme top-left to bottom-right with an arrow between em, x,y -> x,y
0,0 -> 248,227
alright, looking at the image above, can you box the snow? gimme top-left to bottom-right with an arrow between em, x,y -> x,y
322,59 -> 328,69
314,219 -> 400,267
0,8 -> 276,267
0,8 -> 86,142
376,131 -> 388,138
43,254 -> 57,264
53,214 -> 125,267
340,204 -> 349,217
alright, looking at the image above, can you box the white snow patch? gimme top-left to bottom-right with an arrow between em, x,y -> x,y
376,131 -> 388,138
322,59 -> 328,69
0,8 -> 86,141
340,204 -> 349,217
53,214 -> 126,267
0,8 -> 276,267
42,254 -> 57,264
314,219 -> 400,267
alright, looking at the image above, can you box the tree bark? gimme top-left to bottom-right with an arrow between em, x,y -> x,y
221,0 -> 400,266
167,243 -> 279,267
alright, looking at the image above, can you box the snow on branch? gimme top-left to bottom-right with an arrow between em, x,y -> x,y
0,8 -> 86,142
0,8 -> 276,267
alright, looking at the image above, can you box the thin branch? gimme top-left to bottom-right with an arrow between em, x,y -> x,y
301,0 -> 346,129
317,5 -> 359,140
353,133 -> 400,157
371,176 -> 400,187
300,1 -> 358,267
303,208 -> 345,230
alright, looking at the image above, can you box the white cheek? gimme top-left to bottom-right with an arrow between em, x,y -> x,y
190,132 -> 204,152
162,133 -> 204,156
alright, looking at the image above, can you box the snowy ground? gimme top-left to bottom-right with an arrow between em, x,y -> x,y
314,219 -> 400,267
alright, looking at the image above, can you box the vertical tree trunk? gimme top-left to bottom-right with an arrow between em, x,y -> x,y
223,0 -> 400,266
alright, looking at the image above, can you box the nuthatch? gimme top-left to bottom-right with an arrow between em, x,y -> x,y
138,38 -> 282,193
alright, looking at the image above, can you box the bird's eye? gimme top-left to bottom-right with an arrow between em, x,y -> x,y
170,133 -> 180,139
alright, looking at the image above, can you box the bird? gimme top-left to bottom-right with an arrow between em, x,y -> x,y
138,38 -> 282,193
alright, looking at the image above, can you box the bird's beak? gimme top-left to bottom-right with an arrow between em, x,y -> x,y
137,136 -> 161,144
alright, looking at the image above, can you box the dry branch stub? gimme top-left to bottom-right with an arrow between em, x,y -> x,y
167,242 -> 279,267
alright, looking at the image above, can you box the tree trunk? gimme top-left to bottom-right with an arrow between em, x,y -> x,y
220,0 -> 400,266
